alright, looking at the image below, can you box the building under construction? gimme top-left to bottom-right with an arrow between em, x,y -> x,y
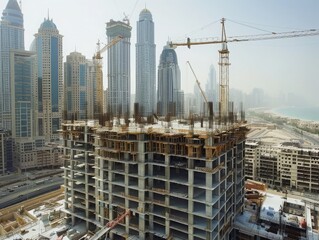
61,118 -> 248,239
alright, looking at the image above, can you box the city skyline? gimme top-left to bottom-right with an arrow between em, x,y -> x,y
0,0 -> 318,106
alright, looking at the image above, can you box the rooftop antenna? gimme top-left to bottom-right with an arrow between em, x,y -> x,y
47,9 -> 50,20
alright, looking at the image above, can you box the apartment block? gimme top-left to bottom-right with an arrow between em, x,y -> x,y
61,120 -> 248,239
245,140 -> 319,193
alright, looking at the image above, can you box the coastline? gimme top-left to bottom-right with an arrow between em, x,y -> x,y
271,106 -> 319,123
250,108 -> 319,140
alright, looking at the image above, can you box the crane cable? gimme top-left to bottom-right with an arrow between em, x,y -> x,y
226,18 -> 276,34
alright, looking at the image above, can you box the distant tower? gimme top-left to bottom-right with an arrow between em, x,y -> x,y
64,52 -> 88,120
206,64 -> 218,103
86,59 -> 101,119
106,20 -> 131,117
31,18 -> 63,142
135,8 -> 156,117
0,0 -> 25,130
157,45 -> 183,117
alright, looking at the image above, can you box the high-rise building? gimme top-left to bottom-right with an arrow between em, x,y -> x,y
157,46 -> 183,117
206,64 -> 218,104
0,0 -> 24,130
10,50 -> 37,138
135,8 -> 156,117
106,20 -> 131,117
61,120 -> 248,239
9,49 -> 60,171
64,52 -> 88,120
31,18 -> 63,142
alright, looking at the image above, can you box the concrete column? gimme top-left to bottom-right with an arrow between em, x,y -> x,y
188,169 -> 194,239
139,213 -> 146,238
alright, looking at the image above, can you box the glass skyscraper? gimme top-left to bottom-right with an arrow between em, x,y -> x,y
31,18 -> 63,142
157,46 -> 183,117
10,50 -> 37,138
106,20 -> 132,117
64,52 -> 88,120
135,8 -> 156,117
0,0 -> 24,130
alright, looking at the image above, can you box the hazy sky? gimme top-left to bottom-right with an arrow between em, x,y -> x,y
1,0 -> 319,105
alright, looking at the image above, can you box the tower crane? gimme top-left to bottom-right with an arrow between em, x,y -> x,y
170,18 -> 319,121
186,61 -> 210,116
92,36 -> 123,118
94,35 -> 123,61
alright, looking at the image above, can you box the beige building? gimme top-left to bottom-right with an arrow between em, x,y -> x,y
245,140 -> 319,193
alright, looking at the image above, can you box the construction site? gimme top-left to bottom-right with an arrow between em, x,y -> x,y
61,116 -> 248,239
0,187 -> 65,240
235,180 -> 319,240
58,18 -> 319,240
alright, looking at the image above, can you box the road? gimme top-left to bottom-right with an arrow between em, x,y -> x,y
282,123 -> 319,146
0,175 -> 63,209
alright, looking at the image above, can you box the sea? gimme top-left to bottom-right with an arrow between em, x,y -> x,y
272,106 -> 319,122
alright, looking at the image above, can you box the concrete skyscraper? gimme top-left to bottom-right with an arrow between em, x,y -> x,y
64,52 -> 88,120
0,0 -> 24,130
135,8 -> 156,117
157,45 -> 184,117
31,18 -> 63,142
106,19 -> 131,117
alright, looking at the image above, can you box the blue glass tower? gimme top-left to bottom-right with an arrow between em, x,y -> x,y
106,20 -> 131,117
135,8 -> 156,117
157,45 -> 183,117
10,50 -> 37,138
31,18 -> 63,142
0,0 -> 24,130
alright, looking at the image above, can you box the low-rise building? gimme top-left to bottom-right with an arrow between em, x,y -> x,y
245,140 -> 319,193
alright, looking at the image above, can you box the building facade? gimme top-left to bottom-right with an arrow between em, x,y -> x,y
10,50 -> 37,138
64,52 -> 88,120
0,0 -> 24,130
0,129 -> 13,174
31,18 -> 63,142
135,8 -> 156,117
157,46 -> 183,117
62,120 -> 248,239
245,140 -> 319,193
106,20 -> 131,117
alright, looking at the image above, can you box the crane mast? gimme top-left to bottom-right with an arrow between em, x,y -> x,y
218,18 -> 230,120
